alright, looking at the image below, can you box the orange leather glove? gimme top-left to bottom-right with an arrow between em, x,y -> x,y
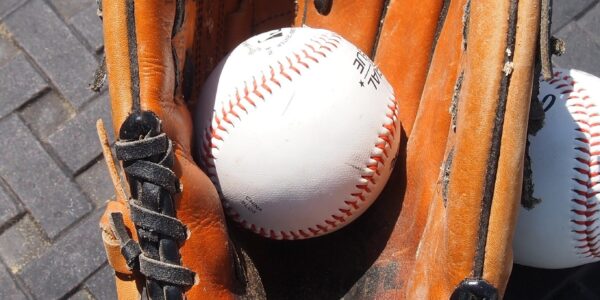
97,0 -> 550,299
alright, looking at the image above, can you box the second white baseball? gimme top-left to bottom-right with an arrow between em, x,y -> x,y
514,68 -> 600,268
194,27 -> 400,240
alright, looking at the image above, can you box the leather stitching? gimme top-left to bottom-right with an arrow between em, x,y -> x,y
199,32 -> 400,239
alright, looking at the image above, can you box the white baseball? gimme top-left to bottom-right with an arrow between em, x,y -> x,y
514,68 -> 600,268
194,27 -> 400,240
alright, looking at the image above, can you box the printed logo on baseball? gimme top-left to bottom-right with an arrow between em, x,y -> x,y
194,27 -> 400,240
514,68 -> 600,268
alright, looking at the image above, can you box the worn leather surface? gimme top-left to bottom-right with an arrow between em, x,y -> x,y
100,0 -> 541,299
401,1 -> 540,297
100,1 -> 240,299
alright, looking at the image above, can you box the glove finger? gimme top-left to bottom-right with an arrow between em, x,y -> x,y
402,0 -> 539,298
373,0 -> 447,136
295,0 -> 388,56
101,1 -> 237,298
103,0 -> 193,154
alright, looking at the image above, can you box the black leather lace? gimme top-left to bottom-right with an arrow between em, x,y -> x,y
109,111 -> 195,300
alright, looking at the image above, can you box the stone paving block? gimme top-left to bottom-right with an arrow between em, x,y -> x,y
0,264 -> 26,300
68,288 -> 94,300
0,53 -> 48,119
48,93 -> 113,173
3,0 -> 98,108
18,209 -> 106,300
552,0 -> 598,33
0,215 -> 50,273
20,91 -> 75,139
0,35 -> 19,66
554,22 -> 600,76
70,4 -> 104,53
49,0 -> 95,20
76,158 -> 115,207
0,185 -> 20,229
85,265 -> 117,300
0,114 -> 92,238
578,2 -> 600,39
0,0 -> 25,20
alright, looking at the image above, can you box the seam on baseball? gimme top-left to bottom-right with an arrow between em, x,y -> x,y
199,32 -> 400,240
547,70 -> 600,258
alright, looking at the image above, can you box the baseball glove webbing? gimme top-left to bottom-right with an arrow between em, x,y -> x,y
110,112 -> 195,299
104,1 -> 195,298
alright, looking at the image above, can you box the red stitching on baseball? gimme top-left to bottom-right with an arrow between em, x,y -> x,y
305,43 -> 327,57
325,219 -> 337,228
332,214 -> 346,222
278,61 -> 292,81
547,70 -> 600,257
200,33 -> 399,240
345,200 -> 359,209
269,66 -> 282,87
339,208 -> 353,216
261,74 -> 273,94
317,224 -> 328,232
299,230 -> 309,238
252,78 -> 265,100
287,56 -> 301,75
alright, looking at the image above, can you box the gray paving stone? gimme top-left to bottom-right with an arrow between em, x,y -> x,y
554,22 -> 600,76
0,215 -> 50,273
76,158 -> 115,207
68,288 -> 94,300
48,93 -> 113,173
0,114 -> 92,238
84,265 -> 117,300
0,54 -> 48,119
0,35 -> 19,66
0,264 -> 26,300
0,185 -> 20,229
0,0 -> 25,20
49,0 -> 95,20
70,4 -> 104,53
3,0 -> 98,108
19,209 -> 106,300
19,91 -> 75,139
552,0 -> 598,33
578,2 -> 600,40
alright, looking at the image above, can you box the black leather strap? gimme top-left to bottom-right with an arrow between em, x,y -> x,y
111,111 -> 194,298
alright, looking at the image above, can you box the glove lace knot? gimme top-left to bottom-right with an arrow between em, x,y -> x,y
110,111 -> 195,298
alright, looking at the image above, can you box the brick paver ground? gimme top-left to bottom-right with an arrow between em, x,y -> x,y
0,1 -> 598,299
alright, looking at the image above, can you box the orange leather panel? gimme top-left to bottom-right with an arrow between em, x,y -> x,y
296,0 -> 387,56
402,0 -> 538,298
175,150 -> 235,300
135,1 -> 193,154
483,0 -> 540,293
102,0 -> 133,138
372,0 -> 466,297
375,0 -> 445,135
442,0 -> 511,282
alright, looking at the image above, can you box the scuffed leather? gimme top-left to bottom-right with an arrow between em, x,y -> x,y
100,1 -> 236,299
404,1 -> 539,298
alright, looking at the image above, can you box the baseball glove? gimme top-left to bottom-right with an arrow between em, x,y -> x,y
97,0 -> 553,299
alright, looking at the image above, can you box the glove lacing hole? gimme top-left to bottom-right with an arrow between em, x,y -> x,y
314,0 -> 333,16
